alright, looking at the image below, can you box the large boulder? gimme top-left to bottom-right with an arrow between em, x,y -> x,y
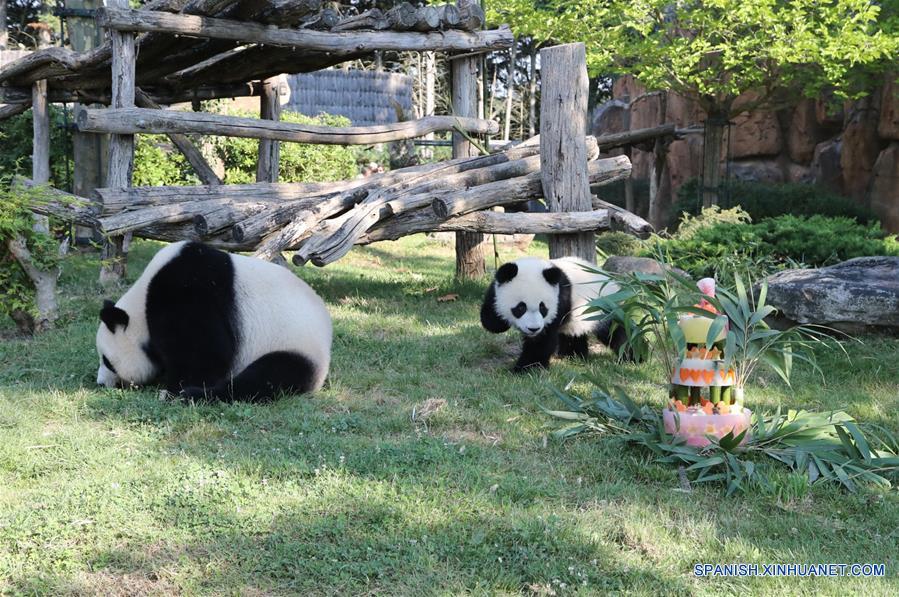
728,159 -> 785,183
764,257 -> 899,334
869,142 -> 899,234
603,256 -> 690,279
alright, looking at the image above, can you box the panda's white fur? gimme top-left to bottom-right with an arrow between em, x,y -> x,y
96,241 -> 332,401
481,256 -> 625,371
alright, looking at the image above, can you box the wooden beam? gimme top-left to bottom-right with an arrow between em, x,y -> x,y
540,43 -> 595,263
451,51 -> 485,280
77,107 -> 499,144
596,123 -> 678,152
362,210 -> 611,244
0,102 -> 29,120
100,0 -> 136,285
256,77 -> 281,183
96,8 -> 514,52
0,82 -> 263,105
134,88 -> 222,186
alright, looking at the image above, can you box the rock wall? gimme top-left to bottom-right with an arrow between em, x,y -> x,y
594,74 -> 899,231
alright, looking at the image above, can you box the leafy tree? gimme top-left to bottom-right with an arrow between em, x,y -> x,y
491,0 -> 897,205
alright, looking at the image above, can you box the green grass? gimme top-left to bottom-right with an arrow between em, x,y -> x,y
1,236 -> 897,595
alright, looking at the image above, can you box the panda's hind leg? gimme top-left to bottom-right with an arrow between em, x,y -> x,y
595,318 -> 634,361
558,334 -> 590,359
182,351 -> 321,403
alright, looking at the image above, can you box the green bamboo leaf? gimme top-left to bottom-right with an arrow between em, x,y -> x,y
841,421 -> 873,463
685,456 -> 724,471
705,315 -> 728,350
757,279 -> 768,310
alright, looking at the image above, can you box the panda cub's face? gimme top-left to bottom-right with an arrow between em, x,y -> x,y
95,300 -> 155,388
493,258 -> 562,337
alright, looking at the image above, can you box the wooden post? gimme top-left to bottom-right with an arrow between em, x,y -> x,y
256,76 -> 282,183
100,0 -> 136,284
451,49 -> 485,279
0,0 -> 7,50
539,43 -> 595,263
68,0 -> 107,244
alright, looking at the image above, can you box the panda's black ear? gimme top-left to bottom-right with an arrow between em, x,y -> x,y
496,262 -> 518,284
100,300 -> 129,332
543,266 -> 562,286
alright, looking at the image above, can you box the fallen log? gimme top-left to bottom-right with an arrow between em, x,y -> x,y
359,210 -> 612,245
97,8 -> 514,52
386,3 -> 418,30
437,4 -> 461,28
414,6 -> 440,31
591,196 -> 653,238
15,177 -> 99,227
456,0 -> 485,30
433,155 -> 632,219
332,9 -> 388,32
99,198 -> 270,235
78,107 -> 499,144
295,153 -> 630,266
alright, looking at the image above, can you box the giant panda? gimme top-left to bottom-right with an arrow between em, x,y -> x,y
95,241 -> 332,402
480,256 -> 629,371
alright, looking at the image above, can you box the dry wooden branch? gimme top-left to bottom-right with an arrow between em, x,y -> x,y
78,108 -> 499,144
15,177 -> 100,227
596,123 -> 678,152
256,0 -> 322,26
0,103 -> 29,120
360,210 -> 611,244
301,8 -> 339,29
331,8 -> 388,32
97,8 -> 513,52
591,196 -> 653,238
99,198 -> 270,235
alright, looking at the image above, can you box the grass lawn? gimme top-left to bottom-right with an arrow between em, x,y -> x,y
1,235 -> 897,595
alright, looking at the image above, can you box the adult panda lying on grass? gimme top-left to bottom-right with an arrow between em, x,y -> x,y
95,241 -> 332,402
480,256 -> 629,371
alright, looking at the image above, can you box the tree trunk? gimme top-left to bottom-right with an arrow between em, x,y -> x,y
451,52 -> 485,279
257,76 -> 281,183
701,111 -> 726,208
503,40 -> 516,141
528,42 -> 536,137
100,0 -> 136,285
0,0 -> 7,49
7,237 -> 58,333
539,43 -> 595,263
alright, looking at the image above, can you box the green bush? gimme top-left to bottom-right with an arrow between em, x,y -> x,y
595,231 -> 646,257
0,182 -> 65,325
133,135 -> 197,186
649,212 -> 899,279
674,179 -> 876,223
0,106 -> 73,190
211,110 -> 358,184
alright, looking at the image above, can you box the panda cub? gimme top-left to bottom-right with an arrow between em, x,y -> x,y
480,256 -> 628,371
96,241 -> 332,402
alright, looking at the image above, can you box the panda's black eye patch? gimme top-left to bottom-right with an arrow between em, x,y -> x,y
102,355 -> 117,375
539,302 -> 548,317
511,302 -> 527,318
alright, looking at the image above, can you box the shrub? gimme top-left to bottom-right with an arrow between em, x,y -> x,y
133,135 -> 197,186
211,110 -> 358,184
0,106 -> 73,190
674,179 -> 876,223
595,231 -> 645,257
0,182 -> 65,328
649,211 -> 899,279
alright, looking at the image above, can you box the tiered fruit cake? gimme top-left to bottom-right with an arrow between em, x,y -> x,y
663,279 -> 752,447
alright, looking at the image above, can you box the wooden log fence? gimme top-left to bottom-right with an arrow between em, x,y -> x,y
96,8 -> 513,53
77,108 -> 499,144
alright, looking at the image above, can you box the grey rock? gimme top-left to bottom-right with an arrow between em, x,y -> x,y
603,255 -> 690,279
764,257 -> 899,334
